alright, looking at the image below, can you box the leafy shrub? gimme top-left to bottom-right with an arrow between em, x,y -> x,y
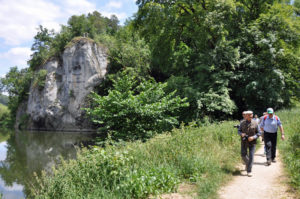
85,71 -> 189,141
30,148 -> 179,199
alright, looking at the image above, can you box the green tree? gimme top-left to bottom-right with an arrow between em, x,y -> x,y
0,67 -> 32,122
28,25 -> 54,70
134,0 -> 300,118
85,70 -> 188,141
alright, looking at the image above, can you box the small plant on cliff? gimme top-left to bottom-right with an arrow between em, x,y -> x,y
85,70 -> 189,141
32,69 -> 48,91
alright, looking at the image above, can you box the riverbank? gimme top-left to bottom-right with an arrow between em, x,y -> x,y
30,107 -> 300,199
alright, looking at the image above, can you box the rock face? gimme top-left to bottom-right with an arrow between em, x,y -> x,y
17,38 -> 108,131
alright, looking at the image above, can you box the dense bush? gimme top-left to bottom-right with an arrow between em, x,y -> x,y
134,0 -> 300,116
85,71 -> 188,141
277,106 -> 300,193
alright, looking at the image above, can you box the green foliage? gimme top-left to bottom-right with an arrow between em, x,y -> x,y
30,148 -> 179,199
85,71 -> 189,141
30,117 -> 242,199
134,0 -> 300,117
102,24 -> 151,76
277,106 -> 300,193
0,104 -> 12,128
28,11 -> 120,70
28,26 -> 55,71
294,0 -> 300,15
32,69 -> 48,91
0,67 -> 32,124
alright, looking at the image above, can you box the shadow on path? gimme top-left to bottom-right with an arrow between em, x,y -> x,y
253,162 -> 267,166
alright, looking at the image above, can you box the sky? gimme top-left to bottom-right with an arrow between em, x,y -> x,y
0,0 -> 138,77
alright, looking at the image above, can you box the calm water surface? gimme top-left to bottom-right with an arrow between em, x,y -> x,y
0,131 -> 95,199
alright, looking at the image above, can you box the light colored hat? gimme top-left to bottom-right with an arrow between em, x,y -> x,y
244,110 -> 253,114
267,108 -> 274,114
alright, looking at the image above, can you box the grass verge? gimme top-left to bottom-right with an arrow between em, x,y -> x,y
277,106 -> 300,194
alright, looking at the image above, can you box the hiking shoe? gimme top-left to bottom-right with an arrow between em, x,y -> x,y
272,159 -> 276,163
247,172 -> 252,177
266,160 -> 271,166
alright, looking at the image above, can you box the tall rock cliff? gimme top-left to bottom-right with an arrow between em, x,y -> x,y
16,37 -> 108,131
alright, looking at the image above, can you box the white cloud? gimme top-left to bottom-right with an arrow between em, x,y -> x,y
106,1 -> 123,9
101,11 -> 127,20
0,47 -> 32,68
0,0 -> 99,46
61,0 -> 96,16
0,0 -> 139,78
0,0 -> 62,45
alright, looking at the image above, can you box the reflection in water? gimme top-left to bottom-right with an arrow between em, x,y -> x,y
0,131 -> 94,199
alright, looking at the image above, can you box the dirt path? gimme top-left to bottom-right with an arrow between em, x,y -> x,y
218,143 -> 296,199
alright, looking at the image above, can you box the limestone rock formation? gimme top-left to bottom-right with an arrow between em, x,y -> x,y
16,38 -> 108,131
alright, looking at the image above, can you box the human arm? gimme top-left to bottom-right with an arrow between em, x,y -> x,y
248,125 -> 261,142
278,118 -> 285,140
279,126 -> 285,140
260,118 -> 265,132
238,123 -> 246,137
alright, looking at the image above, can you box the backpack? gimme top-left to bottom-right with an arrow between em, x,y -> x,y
263,115 -> 278,121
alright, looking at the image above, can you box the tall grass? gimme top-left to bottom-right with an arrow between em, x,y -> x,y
277,106 -> 300,193
30,121 -> 241,199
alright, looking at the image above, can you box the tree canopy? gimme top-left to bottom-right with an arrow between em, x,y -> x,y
134,0 -> 300,119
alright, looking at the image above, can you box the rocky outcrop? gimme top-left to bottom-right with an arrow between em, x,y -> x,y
16,37 -> 108,131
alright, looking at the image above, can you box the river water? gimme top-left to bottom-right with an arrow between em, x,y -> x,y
0,131 -> 95,199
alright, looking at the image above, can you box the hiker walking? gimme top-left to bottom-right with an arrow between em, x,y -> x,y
238,111 -> 261,177
253,114 -> 260,124
260,108 -> 285,165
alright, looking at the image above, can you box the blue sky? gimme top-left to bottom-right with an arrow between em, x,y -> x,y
0,0 -> 138,77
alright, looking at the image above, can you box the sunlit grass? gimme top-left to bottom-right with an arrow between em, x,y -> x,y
277,105 -> 300,194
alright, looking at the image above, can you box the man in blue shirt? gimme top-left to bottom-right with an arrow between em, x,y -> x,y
260,108 -> 285,165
